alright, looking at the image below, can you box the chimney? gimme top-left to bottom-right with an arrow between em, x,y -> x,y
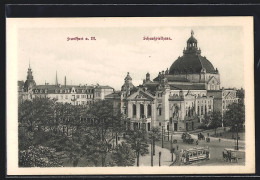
55,71 -> 58,86
64,76 -> 67,87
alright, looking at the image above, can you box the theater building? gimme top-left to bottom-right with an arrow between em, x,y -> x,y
106,31 -> 237,132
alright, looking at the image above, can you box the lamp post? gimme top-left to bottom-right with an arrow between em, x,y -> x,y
159,151 -> 161,166
151,140 -> 153,167
171,133 -> 173,162
235,124 -> 239,150
161,126 -> 164,148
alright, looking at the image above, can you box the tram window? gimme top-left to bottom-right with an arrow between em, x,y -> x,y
193,152 -> 197,156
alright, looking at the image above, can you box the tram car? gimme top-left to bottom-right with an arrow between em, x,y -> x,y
181,147 -> 210,164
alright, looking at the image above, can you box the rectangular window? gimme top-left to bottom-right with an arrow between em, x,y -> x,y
148,123 -> 151,131
133,104 -> 136,116
159,122 -> 161,126
76,95 -> 79,98
148,105 -> 152,117
201,106 -> 203,115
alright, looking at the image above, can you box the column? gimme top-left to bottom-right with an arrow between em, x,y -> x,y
128,102 -> 132,118
136,103 -> 140,119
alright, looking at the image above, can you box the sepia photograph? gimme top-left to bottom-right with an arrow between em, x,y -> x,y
6,17 -> 255,175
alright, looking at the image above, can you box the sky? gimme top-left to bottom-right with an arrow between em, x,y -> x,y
17,18 -> 246,91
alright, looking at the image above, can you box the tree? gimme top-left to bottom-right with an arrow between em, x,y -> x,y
19,145 -> 63,167
87,100 -> 117,166
148,127 -> 161,166
224,101 -> 245,150
209,111 -> 222,136
236,88 -> 245,103
111,142 -> 135,166
202,113 -> 211,128
149,127 -> 161,155
125,129 -> 149,167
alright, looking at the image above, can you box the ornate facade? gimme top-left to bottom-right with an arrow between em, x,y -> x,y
106,31 -> 237,132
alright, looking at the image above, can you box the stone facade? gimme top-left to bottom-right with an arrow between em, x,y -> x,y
19,65 -> 114,105
105,31 -> 238,132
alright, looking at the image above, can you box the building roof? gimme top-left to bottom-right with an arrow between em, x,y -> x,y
105,91 -> 121,99
169,31 -> 217,75
169,54 -> 216,74
170,84 -> 206,90
153,75 -> 190,82
33,84 -> 113,94
18,81 -> 24,91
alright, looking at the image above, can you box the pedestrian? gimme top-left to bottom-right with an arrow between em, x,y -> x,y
196,140 -> 198,145
219,138 -> 221,142
177,145 -> 179,150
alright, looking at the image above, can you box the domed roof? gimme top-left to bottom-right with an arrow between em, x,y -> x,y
169,30 -> 217,74
24,79 -> 36,90
169,54 -> 216,74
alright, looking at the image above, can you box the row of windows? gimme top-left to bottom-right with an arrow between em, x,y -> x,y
197,100 -> 212,104
55,94 -> 94,99
197,105 -> 211,115
223,99 -> 237,104
132,104 -> 152,117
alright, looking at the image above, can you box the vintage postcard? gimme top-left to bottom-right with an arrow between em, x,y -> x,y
6,17 -> 255,175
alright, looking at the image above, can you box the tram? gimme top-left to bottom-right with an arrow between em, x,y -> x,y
181,147 -> 210,164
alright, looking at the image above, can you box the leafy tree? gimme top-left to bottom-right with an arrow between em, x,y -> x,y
209,111 -> 222,136
148,127 -> 161,155
125,129 -> 149,167
202,112 -> 211,128
224,101 -> 245,150
236,88 -> 245,103
111,142 -> 135,166
18,97 -> 56,134
87,100 -> 117,166
19,145 -> 63,167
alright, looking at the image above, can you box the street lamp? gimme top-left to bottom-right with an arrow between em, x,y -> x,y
159,151 -> 161,166
161,126 -> 164,148
171,133 -> 173,162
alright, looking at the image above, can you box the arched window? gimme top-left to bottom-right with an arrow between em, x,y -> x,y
133,104 -> 136,117
148,104 -> 152,117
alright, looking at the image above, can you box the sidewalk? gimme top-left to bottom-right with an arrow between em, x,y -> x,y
136,144 -> 176,166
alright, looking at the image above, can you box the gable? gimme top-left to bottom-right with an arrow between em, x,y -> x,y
208,76 -> 219,85
127,89 -> 154,101
224,92 -> 236,99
